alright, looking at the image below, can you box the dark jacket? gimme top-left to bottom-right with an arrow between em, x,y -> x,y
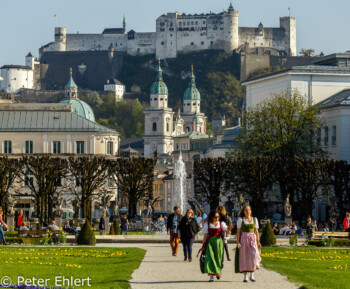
178,217 -> 200,239
166,213 -> 182,232
99,217 -> 105,230
219,214 -> 230,226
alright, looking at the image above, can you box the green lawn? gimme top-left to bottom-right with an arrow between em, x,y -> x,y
261,247 -> 350,289
0,247 -> 146,289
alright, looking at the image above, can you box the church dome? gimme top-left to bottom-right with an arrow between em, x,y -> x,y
150,60 -> 168,95
59,98 -> 96,122
184,66 -> 200,100
59,68 -> 95,122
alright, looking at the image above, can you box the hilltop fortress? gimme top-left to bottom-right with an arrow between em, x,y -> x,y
43,4 -> 296,59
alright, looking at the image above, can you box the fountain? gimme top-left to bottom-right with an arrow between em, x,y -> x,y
173,151 -> 188,215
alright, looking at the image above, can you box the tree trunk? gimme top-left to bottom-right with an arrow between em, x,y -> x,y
128,196 -> 137,219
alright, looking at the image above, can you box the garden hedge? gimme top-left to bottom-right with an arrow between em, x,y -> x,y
260,222 -> 276,246
77,220 -> 96,245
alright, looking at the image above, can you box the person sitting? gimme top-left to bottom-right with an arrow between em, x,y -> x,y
281,223 -> 292,235
289,221 -> 297,235
322,223 -> 330,232
272,222 -> 279,235
19,222 -> 30,237
47,221 -> 59,231
311,220 -> 318,232
63,221 -> 79,235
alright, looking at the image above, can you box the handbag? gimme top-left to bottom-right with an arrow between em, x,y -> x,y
199,254 -> 205,274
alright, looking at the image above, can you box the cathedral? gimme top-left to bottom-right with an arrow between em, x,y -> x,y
143,61 -> 207,158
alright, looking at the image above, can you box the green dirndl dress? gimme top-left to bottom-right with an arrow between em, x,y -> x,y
204,223 -> 224,277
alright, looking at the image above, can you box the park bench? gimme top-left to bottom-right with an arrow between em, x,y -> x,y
313,231 -> 349,239
18,230 -> 63,238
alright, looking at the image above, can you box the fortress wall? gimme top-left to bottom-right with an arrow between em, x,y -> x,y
239,27 -> 286,53
66,34 -> 128,52
128,33 -> 156,56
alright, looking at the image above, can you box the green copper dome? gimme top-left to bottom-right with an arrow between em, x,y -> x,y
150,61 -> 168,95
59,98 -> 95,122
184,66 -> 200,100
65,75 -> 77,88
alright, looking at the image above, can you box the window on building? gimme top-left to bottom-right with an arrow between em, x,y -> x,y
76,141 -> 85,154
76,173 -> 82,187
107,141 -> 113,155
53,141 -> 61,154
316,128 -> 321,146
25,170 -> 34,187
191,21 -> 194,25
167,122 -> 169,132
324,127 -> 329,146
153,122 -> 157,132
4,141 -> 12,154
191,42 -> 194,45
107,177 -> 115,188
187,21 -> 190,25
186,127 -> 190,132
332,126 -> 336,146
54,176 -> 62,187
25,141 -> 33,154
179,22 -> 182,26
176,144 -> 179,150
201,41 -> 204,45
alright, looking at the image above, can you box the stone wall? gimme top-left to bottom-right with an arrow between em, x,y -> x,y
40,51 -> 125,91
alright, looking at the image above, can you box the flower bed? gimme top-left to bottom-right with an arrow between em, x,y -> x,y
262,247 -> 350,288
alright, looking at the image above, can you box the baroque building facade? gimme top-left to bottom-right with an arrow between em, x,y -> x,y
43,4 -> 296,59
144,61 -> 208,158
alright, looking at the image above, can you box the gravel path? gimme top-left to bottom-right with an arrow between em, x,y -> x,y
111,243 -> 301,289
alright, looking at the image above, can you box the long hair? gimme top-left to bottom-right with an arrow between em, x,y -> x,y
239,204 -> 252,218
217,206 -> 226,216
208,210 -> 218,223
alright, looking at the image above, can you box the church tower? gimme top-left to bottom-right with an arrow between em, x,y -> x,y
144,60 -> 174,157
181,66 -> 207,133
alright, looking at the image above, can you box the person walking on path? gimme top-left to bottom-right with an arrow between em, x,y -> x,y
217,206 -> 232,261
179,209 -> 199,262
167,206 -> 182,256
120,214 -> 129,235
343,213 -> 350,232
195,210 -> 204,240
235,204 -> 261,283
0,208 -> 8,245
198,211 -> 229,282
99,214 -> 106,235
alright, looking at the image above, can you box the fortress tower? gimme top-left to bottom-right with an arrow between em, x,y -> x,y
144,60 -> 174,157
222,2 -> 239,53
54,27 -> 67,51
280,17 -> 296,56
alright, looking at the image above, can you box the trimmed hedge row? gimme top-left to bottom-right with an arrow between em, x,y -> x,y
307,239 -> 350,247
5,235 -> 66,245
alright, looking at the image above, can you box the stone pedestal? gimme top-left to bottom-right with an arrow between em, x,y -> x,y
285,217 -> 292,225
54,216 -> 63,228
104,216 -> 110,233
6,216 -> 15,230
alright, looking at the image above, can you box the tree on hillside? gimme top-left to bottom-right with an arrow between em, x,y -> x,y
0,157 -> 22,218
300,48 -> 315,57
193,158 -> 229,211
110,158 -> 154,218
201,72 -> 243,126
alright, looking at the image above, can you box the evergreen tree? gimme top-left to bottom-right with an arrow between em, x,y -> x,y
260,222 -> 276,246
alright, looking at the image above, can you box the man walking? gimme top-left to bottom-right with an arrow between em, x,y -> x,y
167,206 -> 182,256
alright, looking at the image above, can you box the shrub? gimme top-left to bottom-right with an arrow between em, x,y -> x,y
109,219 -> 121,235
4,230 -> 18,237
260,222 -> 276,246
289,235 -> 298,246
77,221 -> 96,245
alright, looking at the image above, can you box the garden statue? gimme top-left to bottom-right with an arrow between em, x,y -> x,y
100,195 -> 112,217
146,202 -> 153,217
5,193 -> 16,216
236,193 -> 247,210
284,194 -> 292,218
54,196 -> 63,217
112,201 -> 119,219
72,197 -> 80,219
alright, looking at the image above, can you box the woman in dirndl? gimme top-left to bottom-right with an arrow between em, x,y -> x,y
235,204 -> 261,282
198,210 -> 230,282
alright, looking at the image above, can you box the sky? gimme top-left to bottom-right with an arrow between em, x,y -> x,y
1,0 -> 349,67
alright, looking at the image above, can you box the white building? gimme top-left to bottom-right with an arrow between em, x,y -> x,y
243,66 -> 350,109
0,53 -> 40,93
0,65 -> 33,93
104,79 -> 125,101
